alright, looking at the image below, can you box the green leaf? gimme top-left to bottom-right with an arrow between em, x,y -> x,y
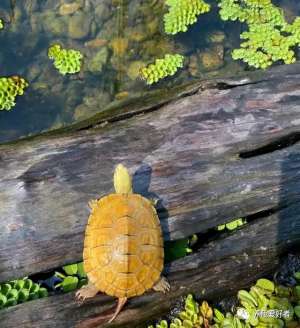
214,308 -> 225,323
294,272 -> 300,281
165,238 -> 190,262
216,224 -> 225,231
30,283 -> 40,294
77,262 -> 87,278
61,276 -> 79,292
38,288 -> 48,298
18,289 -> 29,302
158,320 -> 168,328
225,221 -> 238,230
29,292 -> 40,300
295,305 -> 300,318
5,298 -> 17,307
294,286 -> 300,300
23,279 -> 33,290
7,289 -> 18,301
78,278 -> 88,289
256,278 -> 275,292
63,264 -> 78,276
0,294 -> 7,307
14,280 -> 25,290
182,319 -> 193,328
54,271 -> 66,279
1,283 -> 12,295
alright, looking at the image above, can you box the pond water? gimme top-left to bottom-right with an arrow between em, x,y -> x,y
0,0 -> 299,143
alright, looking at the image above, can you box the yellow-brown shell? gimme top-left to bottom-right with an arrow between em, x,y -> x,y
83,193 -> 164,298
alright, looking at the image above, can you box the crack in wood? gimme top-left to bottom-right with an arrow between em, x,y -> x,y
239,132 -> 300,158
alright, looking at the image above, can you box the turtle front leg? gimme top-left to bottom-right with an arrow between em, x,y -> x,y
75,281 -> 99,303
152,276 -> 170,293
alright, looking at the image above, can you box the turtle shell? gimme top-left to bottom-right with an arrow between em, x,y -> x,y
83,193 -> 164,298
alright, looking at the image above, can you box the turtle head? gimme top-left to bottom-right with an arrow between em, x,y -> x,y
113,164 -> 133,194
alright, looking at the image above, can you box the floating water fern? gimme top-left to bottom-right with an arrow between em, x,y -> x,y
148,294 -> 214,328
0,76 -> 29,110
148,276 -> 300,327
218,0 -> 300,69
164,0 -> 211,35
140,54 -> 184,84
48,44 -> 83,75
214,278 -> 296,327
217,218 -> 246,231
0,19 -> 3,30
0,278 -> 47,309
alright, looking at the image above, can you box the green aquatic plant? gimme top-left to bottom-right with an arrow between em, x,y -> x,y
218,0 -> 300,69
218,0 -> 285,26
217,218 -> 246,231
0,278 -> 48,309
0,76 -> 29,110
48,44 -> 83,75
148,294 -> 213,328
54,262 -> 87,293
148,275 -> 300,327
165,235 -> 197,263
214,278 -> 295,327
140,54 -> 184,85
164,0 -> 211,35
0,19 -> 3,30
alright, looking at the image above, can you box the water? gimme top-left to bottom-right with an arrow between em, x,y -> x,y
0,0 -> 299,143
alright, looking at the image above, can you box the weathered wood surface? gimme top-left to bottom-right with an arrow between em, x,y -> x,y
1,64 -> 300,283
1,201 -> 300,327
1,63 -> 300,326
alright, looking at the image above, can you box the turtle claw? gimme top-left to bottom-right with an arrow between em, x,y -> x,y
75,282 -> 99,304
153,276 -> 170,293
88,199 -> 98,212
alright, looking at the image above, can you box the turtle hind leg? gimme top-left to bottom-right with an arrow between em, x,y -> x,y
152,276 -> 170,293
75,281 -> 98,304
76,297 -> 127,328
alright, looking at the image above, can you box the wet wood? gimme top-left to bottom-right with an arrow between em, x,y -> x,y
1,63 -> 300,326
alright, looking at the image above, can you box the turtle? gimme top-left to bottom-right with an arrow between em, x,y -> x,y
75,164 -> 170,326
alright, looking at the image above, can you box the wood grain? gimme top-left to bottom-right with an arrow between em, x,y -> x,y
1,63 -> 300,327
1,64 -> 300,282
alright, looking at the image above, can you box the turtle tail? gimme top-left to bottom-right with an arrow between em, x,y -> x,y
76,297 -> 128,328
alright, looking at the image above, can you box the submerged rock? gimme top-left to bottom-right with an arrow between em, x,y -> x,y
110,38 -> 129,57
126,61 -> 146,80
115,91 -> 129,100
59,3 -> 82,16
73,91 -> 111,120
42,11 -> 67,36
207,30 -> 226,44
199,45 -> 224,72
94,3 -> 111,23
84,38 -> 108,48
86,47 -> 109,73
68,12 -> 92,39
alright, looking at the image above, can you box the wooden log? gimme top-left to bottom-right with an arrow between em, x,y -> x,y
1,201 -> 299,327
1,64 -> 300,283
1,63 -> 300,326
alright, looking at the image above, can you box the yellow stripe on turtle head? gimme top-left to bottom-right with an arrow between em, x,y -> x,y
113,164 -> 133,194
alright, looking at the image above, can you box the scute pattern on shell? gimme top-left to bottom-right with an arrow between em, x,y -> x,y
83,194 -> 164,298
